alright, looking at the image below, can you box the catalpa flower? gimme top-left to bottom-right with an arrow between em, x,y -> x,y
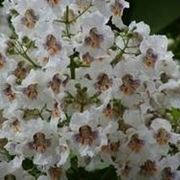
0,0 -> 180,179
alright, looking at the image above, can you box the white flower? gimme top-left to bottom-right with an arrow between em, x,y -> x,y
158,79 -> 180,108
69,110 -> 108,157
11,0 -> 54,39
123,109 -> 144,128
139,35 -> 173,70
0,0 -> 180,178
77,11 -> 114,58
0,156 -> 26,179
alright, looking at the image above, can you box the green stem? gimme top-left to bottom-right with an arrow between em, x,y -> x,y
15,40 -> 41,68
69,57 -> 76,79
21,52 -> 41,69
80,103 -> 84,112
110,51 -> 124,67
55,4 -> 92,24
54,19 -> 66,23
65,6 -> 71,38
111,38 -> 130,67
69,4 -> 92,23
117,46 -> 140,55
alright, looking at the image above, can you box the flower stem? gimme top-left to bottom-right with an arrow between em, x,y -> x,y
65,6 -> 71,38
69,57 -> 76,79
20,52 -> 41,69
111,37 -> 130,67
15,40 -> 41,68
69,4 -> 92,23
55,4 -> 92,24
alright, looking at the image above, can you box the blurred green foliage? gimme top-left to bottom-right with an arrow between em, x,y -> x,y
0,0 -> 3,6
124,0 -> 180,33
162,18 -> 180,60
123,0 -> 180,59
66,157 -> 118,180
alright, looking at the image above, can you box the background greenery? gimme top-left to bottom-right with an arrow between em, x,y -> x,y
123,0 -> 180,60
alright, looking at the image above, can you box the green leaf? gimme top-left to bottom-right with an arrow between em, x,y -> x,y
100,166 -> 118,180
22,158 -> 34,170
0,0 -> 3,6
170,108 -> 180,122
168,108 -> 180,132
66,157 -> 118,180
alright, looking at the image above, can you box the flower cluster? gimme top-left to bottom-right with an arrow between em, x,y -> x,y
0,0 -> 180,179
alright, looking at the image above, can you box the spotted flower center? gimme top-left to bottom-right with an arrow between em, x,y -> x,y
48,74 -> 62,94
30,132 -> 50,153
120,74 -> 140,95
13,62 -> 28,80
121,164 -> 131,177
45,34 -> 62,56
49,166 -> 62,180
22,9 -> 38,29
162,167 -> 175,180
82,52 -> 94,65
103,103 -> 115,119
0,53 -> 6,69
75,125 -> 97,145
154,128 -> 170,145
23,84 -> 38,100
3,84 -> 16,101
101,141 -> 120,154
52,102 -> 61,118
144,48 -> 158,68
47,0 -> 60,6
103,101 -> 124,119
128,134 -> 144,153
111,0 -> 123,16
95,73 -> 112,91
139,160 -> 157,176
10,119 -> 21,132
85,28 -> 104,48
